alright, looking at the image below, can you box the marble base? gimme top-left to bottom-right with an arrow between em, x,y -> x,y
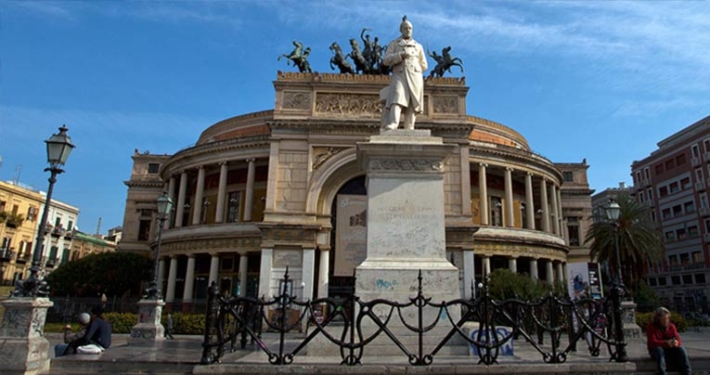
0,297 -> 53,375
129,299 -> 165,343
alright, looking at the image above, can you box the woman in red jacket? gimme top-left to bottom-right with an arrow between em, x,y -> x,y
647,307 -> 691,375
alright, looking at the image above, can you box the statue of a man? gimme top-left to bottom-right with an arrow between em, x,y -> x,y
381,16 -> 428,130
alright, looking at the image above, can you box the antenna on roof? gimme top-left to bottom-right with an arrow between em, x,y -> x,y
13,165 -> 22,185
96,217 -> 102,236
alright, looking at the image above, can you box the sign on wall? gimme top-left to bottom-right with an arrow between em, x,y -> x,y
567,262 -> 603,300
334,194 -> 368,276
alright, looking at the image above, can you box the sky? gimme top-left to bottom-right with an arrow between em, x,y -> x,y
1,0 -> 709,233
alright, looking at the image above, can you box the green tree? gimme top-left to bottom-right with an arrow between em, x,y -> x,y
46,252 -> 152,297
487,269 -> 564,300
585,194 -> 664,288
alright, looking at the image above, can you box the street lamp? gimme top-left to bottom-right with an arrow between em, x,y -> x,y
13,125 -> 74,297
605,198 -> 627,362
145,192 -> 173,299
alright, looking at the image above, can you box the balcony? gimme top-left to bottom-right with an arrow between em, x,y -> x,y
705,233 -> 710,242
15,252 -> 31,264
643,178 -> 651,187
692,157 -> 701,167
704,152 -> 710,162
696,180 -> 706,191
1,248 -> 15,261
700,207 -> 710,217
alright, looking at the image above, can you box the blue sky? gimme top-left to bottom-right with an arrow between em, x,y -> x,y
1,0 -> 709,232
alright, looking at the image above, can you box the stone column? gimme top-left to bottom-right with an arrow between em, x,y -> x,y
244,158 -> 256,222
175,171 -> 187,227
540,178 -> 550,233
525,173 -> 535,230
130,298 -> 165,342
562,262 -> 568,284
556,262 -> 565,284
165,256 -> 178,303
318,248 -> 330,298
166,176 -> 176,229
182,255 -> 196,303
551,184 -> 560,235
478,163 -> 489,225
192,166 -> 205,225
508,256 -> 517,273
482,255 -> 491,277
302,248 -> 315,301
258,248 -> 273,299
546,260 -> 554,284
463,249 -> 475,299
215,162 -> 228,223
557,189 -> 564,236
208,253 -> 220,286
157,258 -> 166,293
504,167 -> 515,227
530,258 -> 539,279
239,252 -> 248,297
0,298 -> 53,375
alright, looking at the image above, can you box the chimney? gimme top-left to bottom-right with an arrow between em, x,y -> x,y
619,182 -> 626,189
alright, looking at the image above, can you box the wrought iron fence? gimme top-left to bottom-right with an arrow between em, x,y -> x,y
200,269 -> 628,366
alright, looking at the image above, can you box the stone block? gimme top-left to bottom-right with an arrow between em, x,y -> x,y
0,297 -> 53,375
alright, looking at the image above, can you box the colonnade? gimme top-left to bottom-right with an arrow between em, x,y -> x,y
476,163 -> 564,236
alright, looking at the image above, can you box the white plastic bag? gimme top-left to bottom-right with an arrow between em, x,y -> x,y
77,344 -> 104,354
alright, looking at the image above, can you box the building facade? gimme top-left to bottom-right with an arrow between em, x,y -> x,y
119,73 -> 594,307
0,180 -> 80,284
631,115 -> 710,313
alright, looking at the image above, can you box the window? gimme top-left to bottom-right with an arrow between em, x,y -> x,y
696,274 -> 706,284
662,208 -> 671,219
26,206 -> 37,222
137,219 -> 151,241
684,201 -> 696,213
12,204 -> 19,215
645,167 -> 650,179
659,186 -> 669,197
681,177 -> 691,190
693,251 -> 703,264
54,217 -> 62,228
669,255 -> 678,265
696,168 -> 705,182
692,144 -> 700,158
702,194 -> 709,209
665,159 -> 675,170
705,219 -> 710,233
563,171 -> 574,182
680,253 -> 690,265
658,277 -> 667,286
671,275 -> 681,285
638,192 -> 645,203
672,205 -> 682,216
490,196 -> 503,227
635,172 -> 642,184
670,182 -> 679,193
647,188 -> 653,202
67,220 -> 73,231
688,225 -> 699,237
147,163 -> 160,174
651,211 -> 656,222
567,217 -> 580,246
48,246 -> 58,261
227,191 -> 242,223
655,164 -> 664,175
1,237 -> 10,250
665,231 -> 675,242
676,228 -> 687,240
683,274 -> 694,284
676,154 -> 686,165
649,278 -> 658,287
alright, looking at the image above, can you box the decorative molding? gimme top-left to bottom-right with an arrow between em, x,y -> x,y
433,96 -> 459,114
368,158 -> 443,172
312,147 -> 346,170
282,91 -> 312,110
315,93 -> 381,117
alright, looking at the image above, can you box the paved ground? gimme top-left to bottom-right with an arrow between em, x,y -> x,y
46,330 -> 710,374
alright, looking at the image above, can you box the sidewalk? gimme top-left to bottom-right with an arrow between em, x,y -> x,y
46,331 -> 710,374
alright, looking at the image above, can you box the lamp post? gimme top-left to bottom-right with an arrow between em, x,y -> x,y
605,198 -> 628,362
14,125 -> 74,297
145,192 -> 173,299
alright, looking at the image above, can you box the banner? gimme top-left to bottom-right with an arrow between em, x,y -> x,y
587,262 -> 603,300
567,262 -> 590,300
334,195 -> 368,276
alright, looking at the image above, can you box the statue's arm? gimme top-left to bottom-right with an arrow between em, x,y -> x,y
382,41 -> 402,67
418,45 -> 428,72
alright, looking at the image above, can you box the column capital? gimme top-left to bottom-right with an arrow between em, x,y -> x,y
219,161 -> 228,167
179,170 -> 187,175
187,254 -> 195,259
505,167 -> 514,172
209,252 -> 220,257
478,163 -> 488,168
246,158 -> 256,163
508,255 -> 518,259
526,172 -> 534,177
196,165 -> 205,170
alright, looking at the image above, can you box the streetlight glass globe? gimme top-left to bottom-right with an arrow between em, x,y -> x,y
45,125 -> 75,167
606,200 -> 621,221
156,192 -> 174,217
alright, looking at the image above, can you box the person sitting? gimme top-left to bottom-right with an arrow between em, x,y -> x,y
646,307 -> 692,375
81,306 -> 112,352
54,312 -> 91,357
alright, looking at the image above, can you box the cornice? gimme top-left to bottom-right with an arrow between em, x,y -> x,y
470,145 -> 563,182
123,180 -> 164,188
161,135 -> 270,176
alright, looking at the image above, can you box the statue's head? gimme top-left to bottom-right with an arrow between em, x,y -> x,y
400,15 -> 413,39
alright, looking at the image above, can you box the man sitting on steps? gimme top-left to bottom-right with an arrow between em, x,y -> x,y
647,307 -> 692,375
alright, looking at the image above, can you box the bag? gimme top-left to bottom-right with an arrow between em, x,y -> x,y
77,344 -> 104,354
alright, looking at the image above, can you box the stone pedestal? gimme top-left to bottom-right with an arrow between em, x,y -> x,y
355,130 -> 463,353
621,300 -> 643,342
0,297 -> 53,375
129,299 -> 165,343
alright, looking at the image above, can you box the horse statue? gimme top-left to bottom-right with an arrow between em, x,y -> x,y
360,28 -> 375,71
278,41 -> 312,73
427,46 -> 464,78
347,38 -> 371,74
329,42 -> 355,74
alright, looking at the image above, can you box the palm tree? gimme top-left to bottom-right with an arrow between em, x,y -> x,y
585,194 -> 664,288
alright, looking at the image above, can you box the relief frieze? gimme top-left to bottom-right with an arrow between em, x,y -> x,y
315,93 -> 381,117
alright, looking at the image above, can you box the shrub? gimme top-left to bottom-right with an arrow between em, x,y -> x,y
104,312 -> 138,334
636,311 -> 687,333
162,313 -> 205,335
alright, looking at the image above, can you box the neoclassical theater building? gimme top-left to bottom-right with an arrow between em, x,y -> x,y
119,73 -> 593,307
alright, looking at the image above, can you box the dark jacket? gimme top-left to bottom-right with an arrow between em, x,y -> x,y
84,317 -> 112,349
